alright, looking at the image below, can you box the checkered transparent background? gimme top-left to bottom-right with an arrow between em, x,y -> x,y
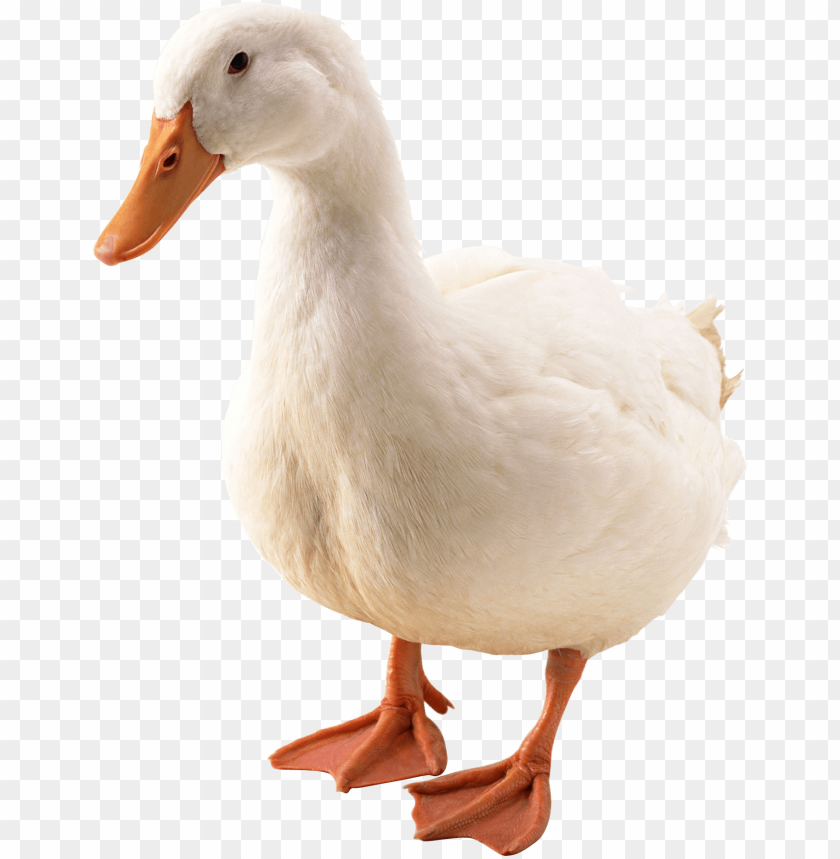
1,0 -> 836,857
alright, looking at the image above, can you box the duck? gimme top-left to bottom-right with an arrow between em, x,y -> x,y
94,4 -> 745,855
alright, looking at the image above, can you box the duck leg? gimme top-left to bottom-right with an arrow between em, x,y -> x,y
269,636 -> 452,792
406,647 -> 586,856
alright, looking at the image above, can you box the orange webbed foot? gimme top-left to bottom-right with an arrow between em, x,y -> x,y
407,647 -> 587,855
407,755 -> 551,855
269,637 -> 453,791
270,698 -> 448,791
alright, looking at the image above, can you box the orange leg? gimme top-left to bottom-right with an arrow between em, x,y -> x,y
407,648 -> 586,856
269,637 -> 452,792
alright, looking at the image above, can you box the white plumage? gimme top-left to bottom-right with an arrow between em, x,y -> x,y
152,4 -> 750,660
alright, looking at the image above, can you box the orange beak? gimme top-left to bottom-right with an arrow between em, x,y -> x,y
94,102 -> 225,266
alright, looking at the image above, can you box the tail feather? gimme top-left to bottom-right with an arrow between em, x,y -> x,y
687,296 -> 742,409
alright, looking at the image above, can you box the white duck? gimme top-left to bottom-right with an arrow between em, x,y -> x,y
95,5 -> 744,854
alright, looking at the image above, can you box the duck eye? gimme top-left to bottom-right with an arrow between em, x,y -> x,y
228,52 -> 249,74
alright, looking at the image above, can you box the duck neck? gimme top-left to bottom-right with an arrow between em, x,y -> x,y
249,107 -> 442,394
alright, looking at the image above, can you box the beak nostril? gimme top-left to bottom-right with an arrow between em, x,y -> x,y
162,151 -> 178,169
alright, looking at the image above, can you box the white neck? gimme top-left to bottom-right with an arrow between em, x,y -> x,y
247,104 -> 447,415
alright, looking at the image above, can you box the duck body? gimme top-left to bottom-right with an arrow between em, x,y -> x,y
209,5 -> 745,656
222,193 -> 744,657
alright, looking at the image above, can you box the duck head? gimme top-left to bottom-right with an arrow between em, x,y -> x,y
94,4 -> 363,266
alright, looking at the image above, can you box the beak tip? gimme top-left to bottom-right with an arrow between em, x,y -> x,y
94,234 -> 118,266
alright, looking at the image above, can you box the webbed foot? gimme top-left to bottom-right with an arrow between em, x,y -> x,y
269,637 -> 452,791
406,647 -> 586,854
